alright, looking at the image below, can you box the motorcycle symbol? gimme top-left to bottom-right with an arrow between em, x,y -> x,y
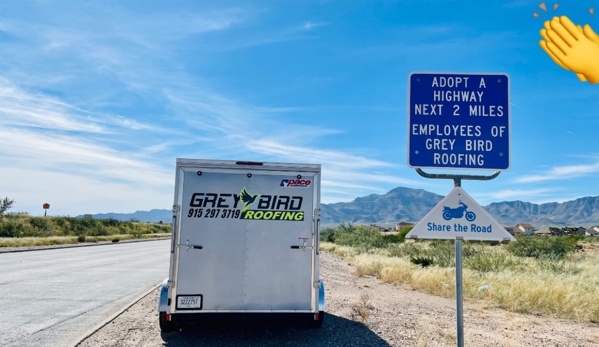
442,200 -> 476,221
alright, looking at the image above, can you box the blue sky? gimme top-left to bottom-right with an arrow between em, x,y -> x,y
1,0 -> 599,216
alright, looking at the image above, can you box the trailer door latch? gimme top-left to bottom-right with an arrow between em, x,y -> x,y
291,237 -> 314,251
179,239 -> 203,251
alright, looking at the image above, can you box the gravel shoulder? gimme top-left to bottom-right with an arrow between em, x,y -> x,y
78,251 -> 599,347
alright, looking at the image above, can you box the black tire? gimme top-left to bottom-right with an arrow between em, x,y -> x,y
309,311 -> 324,328
159,312 -> 176,332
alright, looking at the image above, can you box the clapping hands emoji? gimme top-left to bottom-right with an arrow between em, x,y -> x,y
539,15 -> 599,84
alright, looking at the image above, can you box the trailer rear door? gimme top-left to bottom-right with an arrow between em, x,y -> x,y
173,167 -> 317,312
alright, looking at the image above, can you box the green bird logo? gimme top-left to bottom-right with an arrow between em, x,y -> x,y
240,187 -> 260,212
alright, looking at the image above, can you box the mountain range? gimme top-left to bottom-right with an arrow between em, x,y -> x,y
78,187 -> 599,228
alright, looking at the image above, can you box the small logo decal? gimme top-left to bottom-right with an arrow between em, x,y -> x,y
280,179 -> 312,188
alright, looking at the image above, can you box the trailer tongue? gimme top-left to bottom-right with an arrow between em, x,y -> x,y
159,159 -> 325,331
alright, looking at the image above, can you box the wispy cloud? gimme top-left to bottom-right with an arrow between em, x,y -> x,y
0,2 -> 422,216
0,79 -> 106,133
514,162 -> 599,183
247,140 -> 392,169
0,78 -> 172,135
0,128 -> 171,186
303,22 -> 330,30
484,188 -> 553,200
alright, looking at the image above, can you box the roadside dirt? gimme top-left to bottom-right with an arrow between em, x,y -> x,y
78,251 -> 599,347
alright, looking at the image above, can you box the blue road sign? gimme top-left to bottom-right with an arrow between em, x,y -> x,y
408,73 -> 510,170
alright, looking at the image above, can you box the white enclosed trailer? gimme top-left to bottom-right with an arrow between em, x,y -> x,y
158,159 -> 325,331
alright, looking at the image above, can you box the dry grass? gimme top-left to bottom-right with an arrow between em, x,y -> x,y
350,293 -> 376,324
0,236 -> 79,247
0,233 -> 171,247
320,241 -> 599,323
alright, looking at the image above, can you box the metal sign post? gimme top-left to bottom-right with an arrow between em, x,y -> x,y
43,203 -> 50,217
412,169 -> 508,347
455,237 -> 463,347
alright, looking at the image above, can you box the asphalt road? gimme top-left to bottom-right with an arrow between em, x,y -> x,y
0,239 -> 171,347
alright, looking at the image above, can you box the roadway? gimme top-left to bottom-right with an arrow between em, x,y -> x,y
0,239 -> 171,347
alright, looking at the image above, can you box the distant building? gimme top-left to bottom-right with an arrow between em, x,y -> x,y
557,226 -> 586,236
396,221 -> 414,231
569,227 -> 586,236
534,227 -> 552,236
515,223 -> 535,235
501,224 -> 515,236
369,224 -> 392,232
586,226 -> 599,237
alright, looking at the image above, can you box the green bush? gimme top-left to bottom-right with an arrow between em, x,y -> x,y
29,217 -> 52,233
464,248 -> 520,272
334,226 -> 390,251
320,227 -> 338,242
396,226 -> 413,243
77,235 -> 86,242
507,235 -> 581,260
320,223 -> 406,249
410,255 -> 434,267
0,215 -> 172,239
0,220 -> 26,237
429,240 -> 455,267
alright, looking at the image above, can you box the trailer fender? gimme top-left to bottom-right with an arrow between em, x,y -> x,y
318,279 -> 325,312
158,278 -> 170,313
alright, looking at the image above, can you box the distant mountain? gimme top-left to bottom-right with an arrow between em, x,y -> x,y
77,209 -> 171,223
321,187 -> 443,225
80,188 -> 599,228
484,196 -> 599,227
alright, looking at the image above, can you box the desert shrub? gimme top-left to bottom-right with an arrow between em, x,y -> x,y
507,235 -> 581,259
464,248 -> 520,272
0,215 -> 170,239
537,254 -> 582,274
388,241 -> 452,267
0,220 -> 26,237
320,227 -> 338,242
334,226 -> 389,251
322,223 -> 405,250
410,255 -> 434,267
29,217 -> 52,233
387,242 -> 421,258
429,240 -> 455,267
100,218 -> 120,227
396,226 -> 413,243
77,235 -> 86,242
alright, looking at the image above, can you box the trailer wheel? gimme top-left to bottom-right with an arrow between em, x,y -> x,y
159,312 -> 176,332
309,311 -> 324,328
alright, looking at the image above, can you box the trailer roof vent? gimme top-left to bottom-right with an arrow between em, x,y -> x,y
236,161 -> 264,166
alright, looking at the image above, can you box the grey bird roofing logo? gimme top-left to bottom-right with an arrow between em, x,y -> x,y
239,187 -> 260,212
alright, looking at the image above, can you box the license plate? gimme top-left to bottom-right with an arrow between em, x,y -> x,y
177,295 -> 203,309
